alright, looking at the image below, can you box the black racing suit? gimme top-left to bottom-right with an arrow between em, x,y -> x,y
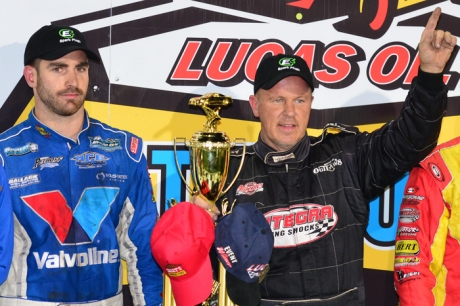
216,70 -> 447,305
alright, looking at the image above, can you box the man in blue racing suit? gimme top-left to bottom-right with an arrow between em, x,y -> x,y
0,164 -> 13,286
0,25 -> 162,305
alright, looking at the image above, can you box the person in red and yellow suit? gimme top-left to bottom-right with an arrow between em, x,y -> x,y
394,136 -> 460,305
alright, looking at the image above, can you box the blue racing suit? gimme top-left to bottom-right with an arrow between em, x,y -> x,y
0,110 -> 162,305
0,164 -> 13,285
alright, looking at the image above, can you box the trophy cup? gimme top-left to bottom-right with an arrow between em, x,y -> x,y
165,93 -> 246,306
174,92 -> 246,209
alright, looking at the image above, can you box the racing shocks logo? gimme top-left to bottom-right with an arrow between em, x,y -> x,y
265,203 -> 338,248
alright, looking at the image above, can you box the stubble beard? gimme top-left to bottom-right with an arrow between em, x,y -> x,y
263,116 -> 300,151
261,129 -> 297,152
36,77 -> 86,117
274,140 -> 296,151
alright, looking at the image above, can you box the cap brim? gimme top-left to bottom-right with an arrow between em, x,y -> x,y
170,255 -> 214,306
260,70 -> 313,92
40,46 -> 101,63
226,270 -> 261,306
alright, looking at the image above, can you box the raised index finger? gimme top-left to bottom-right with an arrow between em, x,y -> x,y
425,7 -> 441,32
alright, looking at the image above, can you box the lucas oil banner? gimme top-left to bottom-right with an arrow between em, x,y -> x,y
1,1 -> 460,305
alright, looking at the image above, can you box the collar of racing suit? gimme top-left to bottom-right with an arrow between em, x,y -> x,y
253,133 -> 310,166
30,108 -> 91,144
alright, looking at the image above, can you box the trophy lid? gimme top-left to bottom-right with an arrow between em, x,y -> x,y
189,93 -> 232,107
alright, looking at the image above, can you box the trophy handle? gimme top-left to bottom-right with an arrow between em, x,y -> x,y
173,137 -> 198,196
220,138 -> 246,197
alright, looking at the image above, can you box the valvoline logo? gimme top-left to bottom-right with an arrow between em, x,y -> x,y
264,204 -> 338,248
22,188 -> 119,245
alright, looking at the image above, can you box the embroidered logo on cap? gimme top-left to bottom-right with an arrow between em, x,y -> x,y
279,57 -> 295,67
246,264 -> 268,279
166,264 -> 187,277
59,29 -> 74,38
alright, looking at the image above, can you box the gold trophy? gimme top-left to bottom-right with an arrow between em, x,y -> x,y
174,93 -> 246,208
164,93 -> 246,306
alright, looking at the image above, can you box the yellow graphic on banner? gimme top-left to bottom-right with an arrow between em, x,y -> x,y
398,0 -> 425,10
358,0 -> 425,12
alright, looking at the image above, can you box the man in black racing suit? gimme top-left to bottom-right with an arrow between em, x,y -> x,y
194,7 -> 456,305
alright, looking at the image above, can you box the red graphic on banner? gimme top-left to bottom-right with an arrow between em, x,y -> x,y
370,0 -> 389,30
170,41 -> 203,80
287,0 -> 314,9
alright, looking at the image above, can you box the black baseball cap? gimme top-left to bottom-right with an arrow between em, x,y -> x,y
24,25 -> 101,65
253,54 -> 314,93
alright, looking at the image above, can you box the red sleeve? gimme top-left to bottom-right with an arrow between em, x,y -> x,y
394,166 -> 448,306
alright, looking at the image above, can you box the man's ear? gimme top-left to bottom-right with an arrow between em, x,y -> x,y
23,65 -> 37,88
248,95 -> 260,118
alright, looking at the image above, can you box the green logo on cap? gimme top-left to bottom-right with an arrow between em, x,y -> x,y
279,57 -> 296,67
58,29 -> 75,39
